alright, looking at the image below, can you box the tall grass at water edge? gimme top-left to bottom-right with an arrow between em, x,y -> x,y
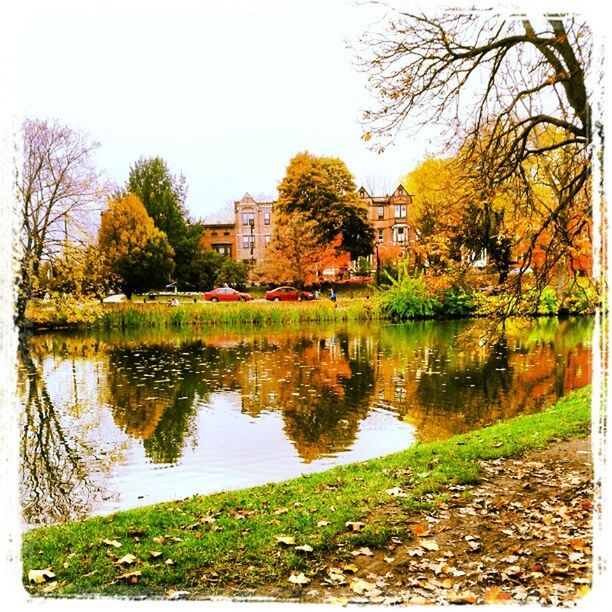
98,299 -> 382,328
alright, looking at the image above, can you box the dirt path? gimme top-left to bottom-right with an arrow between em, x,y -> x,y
247,436 -> 595,606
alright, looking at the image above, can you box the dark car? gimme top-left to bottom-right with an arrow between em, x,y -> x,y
265,286 -> 314,302
203,287 -> 252,302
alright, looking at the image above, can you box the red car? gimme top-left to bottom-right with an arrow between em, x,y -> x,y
265,286 -> 314,301
204,287 -> 252,302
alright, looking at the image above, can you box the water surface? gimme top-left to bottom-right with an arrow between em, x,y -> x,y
18,317 -> 593,527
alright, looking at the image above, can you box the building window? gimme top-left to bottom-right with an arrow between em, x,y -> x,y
377,206 -> 384,220
211,231 -> 218,236
213,244 -> 232,257
242,212 -> 255,226
243,235 -> 255,249
393,226 -> 406,244
377,229 -> 384,242
264,212 -> 271,225
394,205 -> 407,218
264,235 -> 271,245
223,231 -> 230,236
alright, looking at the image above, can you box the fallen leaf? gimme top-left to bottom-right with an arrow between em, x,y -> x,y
317,520 -> 331,528
28,569 -> 55,584
341,563 -> 359,573
386,487 -> 407,497
575,584 -> 590,598
149,551 -> 163,559
350,578 -> 376,594
117,570 -> 141,584
295,544 -> 314,553
447,591 -> 478,604
383,556 -> 395,564
419,539 -> 439,551
570,538 -> 586,550
351,547 -> 374,557
41,581 -> 58,594
410,523 -> 428,536
345,521 -> 365,532
288,572 -> 311,586
273,507 -> 289,515
484,586 -> 512,603
276,536 -> 296,546
116,554 -> 137,566
165,558 -> 175,566
101,539 -> 122,548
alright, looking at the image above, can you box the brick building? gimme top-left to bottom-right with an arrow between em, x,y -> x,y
200,186 -> 414,269
234,193 -> 274,264
357,184 -> 416,252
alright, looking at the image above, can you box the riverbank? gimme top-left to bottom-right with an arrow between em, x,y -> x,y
25,297 -> 382,330
22,385 -> 592,602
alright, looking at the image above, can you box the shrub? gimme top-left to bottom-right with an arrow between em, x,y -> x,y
441,286 -> 476,316
379,271 -> 441,320
537,286 -> 560,315
562,280 -> 599,314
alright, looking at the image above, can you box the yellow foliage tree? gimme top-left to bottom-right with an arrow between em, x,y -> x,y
98,194 -> 174,297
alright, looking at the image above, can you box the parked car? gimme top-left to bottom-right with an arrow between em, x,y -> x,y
265,286 -> 314,301
203,287 -> 252,302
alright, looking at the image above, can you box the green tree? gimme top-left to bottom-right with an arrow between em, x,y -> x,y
183,249 -> 248,291
98,194 -> 174,297
126,156 -> 188,247
276,152 -> 373,259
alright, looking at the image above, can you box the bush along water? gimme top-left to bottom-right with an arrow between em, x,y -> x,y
379,265 -> 441,320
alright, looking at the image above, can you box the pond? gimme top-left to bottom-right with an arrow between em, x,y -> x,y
18,317 -> 593,528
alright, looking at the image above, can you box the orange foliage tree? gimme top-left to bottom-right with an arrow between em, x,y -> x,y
256,213 -> 349,288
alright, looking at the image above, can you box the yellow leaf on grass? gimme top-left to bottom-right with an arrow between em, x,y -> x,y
341,563 -> 359,573
276,536 -> 296,546
101,539 -> 122,548
386,487 -> 407,497
28,569 -> 56,584
149,551 -> 163,559
351,547 -> 374,557
317,520 -> 331,528
345,521 -> 365,532
116,554 -> 137,566
273,507 -> 289,515
295,544 -> 314,553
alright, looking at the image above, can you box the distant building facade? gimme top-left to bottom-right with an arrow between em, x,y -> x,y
357,184 -> 416,251
199,186 -> 414,269
234,193 -> 274,264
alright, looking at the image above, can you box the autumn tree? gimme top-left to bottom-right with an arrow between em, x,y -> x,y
51,242 -> 119,299
258,213 -> 350,288
17,118 -> 107,325
98,194 -> 174,297
276,152 -> 374,259
358,9 -> 593,292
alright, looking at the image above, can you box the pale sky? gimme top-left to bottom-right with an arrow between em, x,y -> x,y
19,0 -> 434,221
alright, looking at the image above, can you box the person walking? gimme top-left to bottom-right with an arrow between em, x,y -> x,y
330,287 -> 337,307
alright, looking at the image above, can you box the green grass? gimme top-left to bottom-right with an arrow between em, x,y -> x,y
27,298 -> 382,330
22,385 -> 592,598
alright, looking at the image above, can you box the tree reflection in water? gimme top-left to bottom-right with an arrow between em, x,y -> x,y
18,338 -> 102,526
18,318 -> 593,525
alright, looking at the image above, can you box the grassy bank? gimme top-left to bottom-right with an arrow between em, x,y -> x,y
26,297 -> 382,329
22,385 -> 591,598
